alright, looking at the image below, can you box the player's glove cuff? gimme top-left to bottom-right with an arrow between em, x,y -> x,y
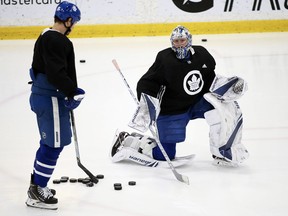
64,88 -> 85,110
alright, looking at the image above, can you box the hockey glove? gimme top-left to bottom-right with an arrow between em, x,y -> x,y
233,79 -> 244,94
64,88 -> 85,110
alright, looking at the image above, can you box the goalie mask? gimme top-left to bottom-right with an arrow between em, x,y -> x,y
170,26 -> 192,60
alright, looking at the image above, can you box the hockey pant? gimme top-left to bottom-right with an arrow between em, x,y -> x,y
30,93 -> 72,147
204,93 -> 249,164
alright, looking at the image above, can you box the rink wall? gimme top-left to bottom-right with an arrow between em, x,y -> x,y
0,0 -> 288,39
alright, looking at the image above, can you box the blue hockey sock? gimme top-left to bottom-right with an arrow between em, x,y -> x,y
33,143 -> 63,187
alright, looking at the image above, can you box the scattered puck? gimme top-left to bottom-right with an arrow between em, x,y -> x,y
80,60 -> 86,63
96,174 -> 104,179
69,178 -> 77,183
86,182 -> 94,187
114,185 -> 122,190
128,181 -> 136,186
85,177 -> 98,184
61,176 -> 69,180
201,39 -> 207,42
53,179 -> 61,184
91,178 -> 99,184
60,178 -> 68,183
82,178 -> 90,184
78,178 -> 84,183
114,183 -> 121,187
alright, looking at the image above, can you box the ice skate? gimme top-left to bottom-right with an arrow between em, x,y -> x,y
212,155 -> 239,167
25,175 -> 58,210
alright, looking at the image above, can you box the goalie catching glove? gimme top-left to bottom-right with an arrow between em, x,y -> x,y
209,75 -> 248,102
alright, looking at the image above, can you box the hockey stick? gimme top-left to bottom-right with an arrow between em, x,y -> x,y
150,124 -> 189,184
112,59 -> 139,105
112,59 -> 189,185
70,110 -> 98,183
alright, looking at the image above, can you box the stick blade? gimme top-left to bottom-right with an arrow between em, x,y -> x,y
77,160 -> 99,183
175,172 -> 190,185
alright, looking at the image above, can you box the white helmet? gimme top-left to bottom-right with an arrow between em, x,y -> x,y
170,26 -> 192,60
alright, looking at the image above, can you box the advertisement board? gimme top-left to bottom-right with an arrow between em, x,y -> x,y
0,0 -> 287,39
1,0 -> 287,26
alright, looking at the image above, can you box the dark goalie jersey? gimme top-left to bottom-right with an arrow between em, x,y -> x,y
137,46 -> 216,115
31,29 -> 78,97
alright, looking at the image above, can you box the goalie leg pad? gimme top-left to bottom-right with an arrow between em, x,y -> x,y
111,131 -> 157,163
204,93 -> 249,165
128,132 -> 157,156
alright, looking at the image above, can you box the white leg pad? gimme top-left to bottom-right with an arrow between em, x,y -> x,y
123,134 -> 156,157
111,131 -> 156,162
112,146 -> 159,167
204,93 -> 249,164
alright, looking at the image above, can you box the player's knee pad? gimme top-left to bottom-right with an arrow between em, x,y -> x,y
204,93 -> 249,164
37,142 -> 64,162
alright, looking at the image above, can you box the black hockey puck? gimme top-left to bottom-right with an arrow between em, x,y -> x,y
60,178 -> 68,183
128,181 -> 136,186
114,183 -> 121,187
201,39 -> 207,42
69,178 -> 77,183
80,59 -> 86,63
91,178 -> 99,184
114,185 -> 122,190
78,178 -> 84,183
82,178 -> 90,184
61,176 -> 69,180
96,174 -> 104,179
86,182 -> 94,187
53,179 -> 61,184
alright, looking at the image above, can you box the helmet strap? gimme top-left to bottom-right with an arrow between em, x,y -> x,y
63,20 -> 72,35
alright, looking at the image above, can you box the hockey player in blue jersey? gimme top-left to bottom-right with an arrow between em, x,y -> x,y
26,1 -> 84,210
111,26 -> 249,168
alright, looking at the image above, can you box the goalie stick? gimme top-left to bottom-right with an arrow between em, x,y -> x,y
112,59 -> 189,185
70,110 -> 98,183
112,59 -> 139,105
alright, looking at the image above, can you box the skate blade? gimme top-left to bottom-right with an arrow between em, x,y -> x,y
25,198 -> 58,210
213,159 -> 239,167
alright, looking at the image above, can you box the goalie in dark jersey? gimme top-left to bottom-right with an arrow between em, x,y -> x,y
111,26 -> 249,168
26,1 -> 84,210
